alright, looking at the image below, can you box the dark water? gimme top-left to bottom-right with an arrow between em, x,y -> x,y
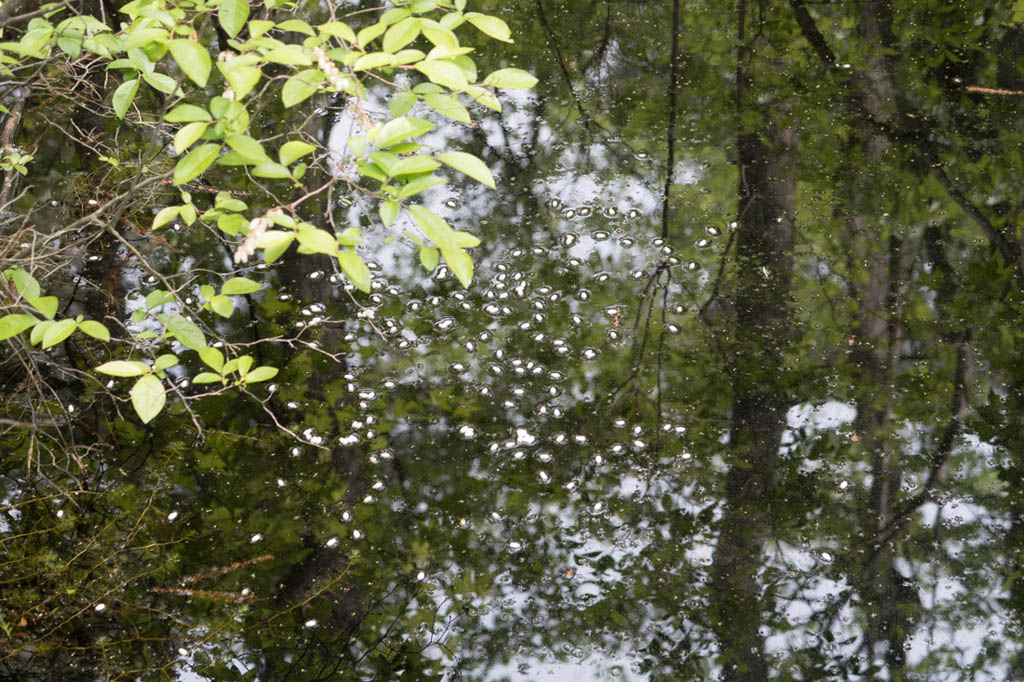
4,1 -> 1024,680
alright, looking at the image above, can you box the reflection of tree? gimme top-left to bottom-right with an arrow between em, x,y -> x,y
7,0 -> 1024,679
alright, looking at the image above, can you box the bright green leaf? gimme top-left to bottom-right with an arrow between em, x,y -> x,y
173,144 -> 221,185
165,104 -> 212,122
442,247 -> 473,287
95,360 -> 150,377
41,319 -> 77,348
112,78 -> 139,119
219,0 -> 249,38
79,320 -> 111,341
438,151 -> 495,188
375,116 -> 434,149
279,140 -> 316,165
338,250 -> 371,292
130,374 -> 165,424
221,277 -> 261,295
465,12 -> 512,42
243,366 -> 278,383
165,314 -> 206,350
483,67 -> 538,89
168,39 -> 212,86
174,121 -> 208,155
0,314 -> 38,341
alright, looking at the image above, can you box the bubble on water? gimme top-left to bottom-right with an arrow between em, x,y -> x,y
304,619 -> 318,628
352,529 -> 363,539
250,533 -> 263,544
167,511 -> 179,522
95,603 -> 106,612
562,209 -> 577,219
705,225 -> 722,236
610,443 -> 626,455
679,451 -> 693,461
459,424 -> 479,440
603,206 -> 618,217
308,270 -> 324,281
626,209 -> 641,219
508,540 -> 523,552
613,418 -> 627,428
433,266 -> 452,281
326,536 -> 339,548
338,434 -> 360,446
444,199 -> 460,209
685,261 -> 700,271
547,198 -> 562,209
435,317 -> 456,332
577,206 -> 592,217
838,479 -> 849,491
581,347 -> 599,360
178,648 -> 188,657
561,232 -> 578,247
695,238 -> 712,248
820,551 -> 834,564
592,230 -> 610,241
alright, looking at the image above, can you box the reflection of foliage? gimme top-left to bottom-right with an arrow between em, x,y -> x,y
4,0 -> 1024,680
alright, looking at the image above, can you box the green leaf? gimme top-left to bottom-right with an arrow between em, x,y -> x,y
220,63 -> 262,98
198,347 -> 224,372
242,366 -> 278,383
296,227 -> 339,256
255,230 -> 294,264
409,204 -> 456,249
165,104 -> 212,122
383,17 -> 421,52
112,78 -> 139,119
193,372 -> 223,384
95,360 -> 151,377
131,374 -> 165,424
208,295 -> 234,318
389,91 -> 418,117
262,45 -> 311,66
423,92 -> 470,123
26,296 -> 58,319
465,13 -> 512,42
356,21 -> 388,48
354,52 -> 398,71
375,116 -> 434,149
219,0 -> 249,38
397,174 -> 446,199
225,134 -> 271,163
318,21 -> 356,43
251,161 -> 292,178
453,231 -> 481,248
276,18 -> 314,35
390,155 -> 441,177
165,314 -> 206,350
248,19 -> 274,37
380,200 -> 399,226
142,71 -> 179,95
442,247 -> 473,287
41,319 -> 77,348
437,151 -> 495,188
29,320 -> 51,346
419,246 -> 440,271
235,355 -> 253,377
415,60 -> 467,90
221,277 -> 261,295
145,290 -> 174,310
168,39 -> 212,87
79,320 -> 111,341
0,314 -> 38,341
337,227 -> 362,246
173,144 -> 221,185
338,250 -> 371,292
483,68 -> 538,89
282,69 -> 324,107
154,354 -> 179,371
174,121 -> 209,155
279,141 -> 316,165
152,205 -> 181,230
